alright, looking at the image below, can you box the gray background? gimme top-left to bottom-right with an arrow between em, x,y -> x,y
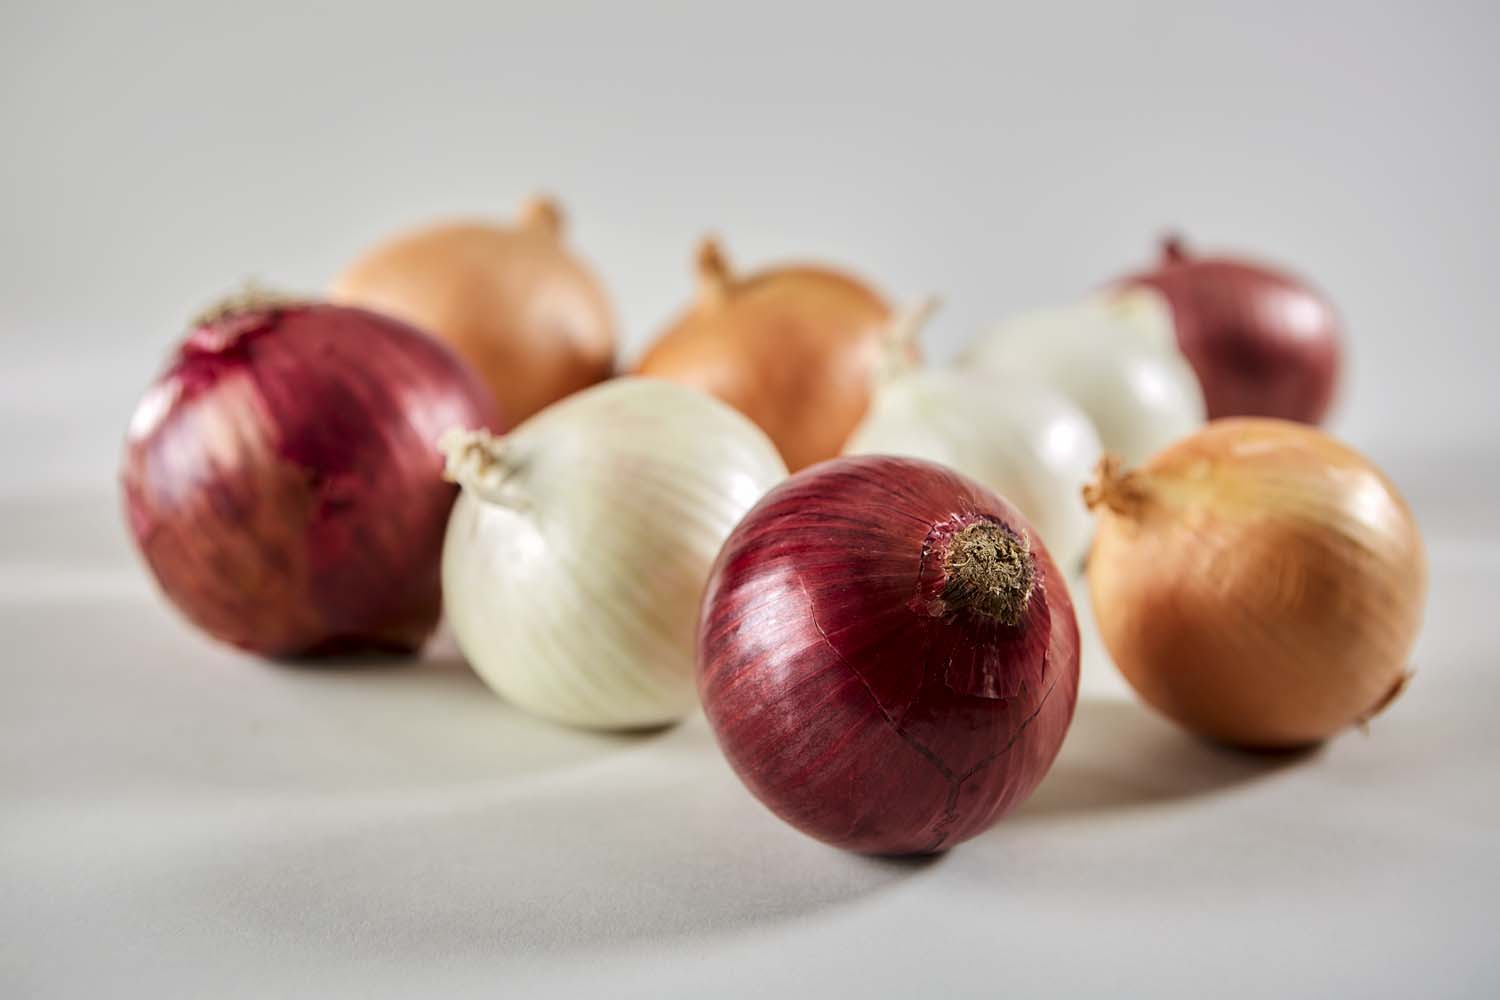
2,2 -> 1497,997
3,0 -> 1498,488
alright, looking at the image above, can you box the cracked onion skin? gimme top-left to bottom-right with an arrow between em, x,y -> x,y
121,301 -> 501,658
698,455 -> 1080,855
1116,237 -> 1342,425
332,197 -> 615,423
1085,419 -> 1425,749
635,238 -> 896,472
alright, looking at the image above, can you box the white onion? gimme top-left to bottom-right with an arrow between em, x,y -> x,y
958,294 -> 1205,467
438,377 -> 787,730
845,366 -> 1102,571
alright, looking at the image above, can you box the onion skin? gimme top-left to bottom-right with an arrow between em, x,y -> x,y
1085,419 -> 1425,749
331,197 -> 615,423
635,239 -> 895,472
121,302 -> 501,657
845,367 -> 1104,573
959,298 -> 1205,469
439,378 -> 787,731
698,456 -> 1080,854
1117,237 -> 1342,424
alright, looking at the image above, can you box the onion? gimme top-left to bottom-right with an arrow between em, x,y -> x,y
698,455 -> 1080,854
439,377 -> 786,730
1114,236 -> 1342,424
331,196 -> 615,423
1084,419 -> 1426,749
845,301 -> 1104,571
959,296 -> 1206,467
121,296 -> 501,657
634,237 -> 896,471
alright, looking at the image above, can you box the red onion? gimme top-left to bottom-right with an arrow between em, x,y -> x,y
697,455 -> 1080,854
121,297 -> 501,658
1117,236 -> 1342,424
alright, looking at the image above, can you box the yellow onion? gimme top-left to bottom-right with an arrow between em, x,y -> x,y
634,238 -> 896,471
331,196 -> 615,423
1084,419 -> 1426,749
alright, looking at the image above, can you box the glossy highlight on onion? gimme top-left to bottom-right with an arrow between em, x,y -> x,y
698,456 -> 1080,854
635,237 -> 896,471
121,296 -> 501,657
1085,419 -> 1425,749
1116,236 -> 1342,424
332,196 -> 616,423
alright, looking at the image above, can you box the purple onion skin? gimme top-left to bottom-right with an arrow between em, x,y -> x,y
121,303 -> 502,658
697,455 -> 1080,855
1121,238 -> 1342,425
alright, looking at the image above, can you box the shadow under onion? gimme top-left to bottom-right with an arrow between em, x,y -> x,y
1014,695 -> 1317,819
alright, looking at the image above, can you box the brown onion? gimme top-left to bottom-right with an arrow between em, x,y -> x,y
634,238 -> 896,471
331,196 -> 615,423
1115,236 -> 1342,425
122,296 -> 501,658
1084,419 -> 1425,749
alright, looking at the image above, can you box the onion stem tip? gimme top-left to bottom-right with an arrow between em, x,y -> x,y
519,195 -> 564,236
695,237 -> 733,301
1083,455 -> 1146,517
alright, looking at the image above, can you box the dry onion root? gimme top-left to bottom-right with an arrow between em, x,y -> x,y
1083,418 -> 1426,749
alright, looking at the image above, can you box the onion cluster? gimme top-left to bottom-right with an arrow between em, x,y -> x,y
119,199 -> 1425,860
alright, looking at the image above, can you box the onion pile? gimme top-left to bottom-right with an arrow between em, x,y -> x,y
121,297 -> 501,657
846,301 -> 1104,571
698,456 -> 1080,854
959,296 -> 1205,468
118,195 -> 1424,859
440,378 -> 786,730
635,238 -> 896,471
1113,236 -> 1342,424
1085,419 -> 1426,748
332,196 -> 616,423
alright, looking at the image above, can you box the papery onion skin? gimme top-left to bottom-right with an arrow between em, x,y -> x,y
121,301 -> 501,657
332,197 -> 616,423
959,299 -> 1205,468
845,368 -> 1103,573
698,455 -> 1080,855
634,238 -> 896,472
1116,237 -> 1342,424
441,378 -> 787,731
1085,419 -> 1425,749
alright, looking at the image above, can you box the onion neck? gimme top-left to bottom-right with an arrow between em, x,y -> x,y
519,196 -> 564,238
873,296 -> 937,387
1161,234 -> 1189,265
1083,455 -> 1149,518
939,521 -> 1034,627
439,427 -> 525,507
696,237 -> 734,304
